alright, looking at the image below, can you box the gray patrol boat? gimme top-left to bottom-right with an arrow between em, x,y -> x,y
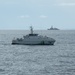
12,26 -> 56,45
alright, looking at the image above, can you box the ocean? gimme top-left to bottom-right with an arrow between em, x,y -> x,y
0,30 -> 75,75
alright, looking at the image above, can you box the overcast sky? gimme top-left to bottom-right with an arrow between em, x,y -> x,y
0,0 -> 75,30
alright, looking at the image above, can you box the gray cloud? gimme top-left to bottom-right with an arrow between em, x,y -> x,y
59,3 -> 75,6
55,0 -> 75,6
19,15 -> 30,18
40,15 -> 48,18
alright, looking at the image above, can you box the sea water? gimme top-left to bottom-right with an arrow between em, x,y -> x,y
0,30 -> 75,75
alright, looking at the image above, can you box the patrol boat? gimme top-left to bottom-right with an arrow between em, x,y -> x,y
12,26 -> 56,45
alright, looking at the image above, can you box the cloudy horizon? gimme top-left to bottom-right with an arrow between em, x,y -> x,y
0,0 -> 75,30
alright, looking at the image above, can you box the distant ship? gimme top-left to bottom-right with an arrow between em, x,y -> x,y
48,26 -> 59,30
12,26 -> 56,45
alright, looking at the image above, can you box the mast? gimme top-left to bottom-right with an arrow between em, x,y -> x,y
30,26 -> 33,34
51,25 -> 53,29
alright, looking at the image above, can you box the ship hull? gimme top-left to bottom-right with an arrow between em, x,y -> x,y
12,33 -> 56,45
12,40 -> 55,45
